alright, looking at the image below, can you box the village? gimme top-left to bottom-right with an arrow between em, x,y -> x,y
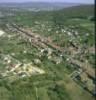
0,21 -> 95,96
0,2 -> 95,99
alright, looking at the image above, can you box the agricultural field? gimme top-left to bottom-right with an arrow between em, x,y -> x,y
0,3 -> 95,100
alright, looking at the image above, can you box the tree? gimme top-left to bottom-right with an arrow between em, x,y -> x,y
52,12 -> 65,31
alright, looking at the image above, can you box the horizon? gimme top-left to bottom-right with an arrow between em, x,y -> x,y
0,0 -> 94,4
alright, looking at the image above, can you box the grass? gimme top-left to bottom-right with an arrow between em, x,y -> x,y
0,4 -> 95,100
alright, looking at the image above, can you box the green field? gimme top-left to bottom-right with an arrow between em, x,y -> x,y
0,4 -> 95,100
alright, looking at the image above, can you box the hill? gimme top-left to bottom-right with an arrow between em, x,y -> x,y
59,4 -> 94,17
0,2 -> 79,11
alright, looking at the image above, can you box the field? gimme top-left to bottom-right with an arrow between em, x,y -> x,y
0,4 -> 95,100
